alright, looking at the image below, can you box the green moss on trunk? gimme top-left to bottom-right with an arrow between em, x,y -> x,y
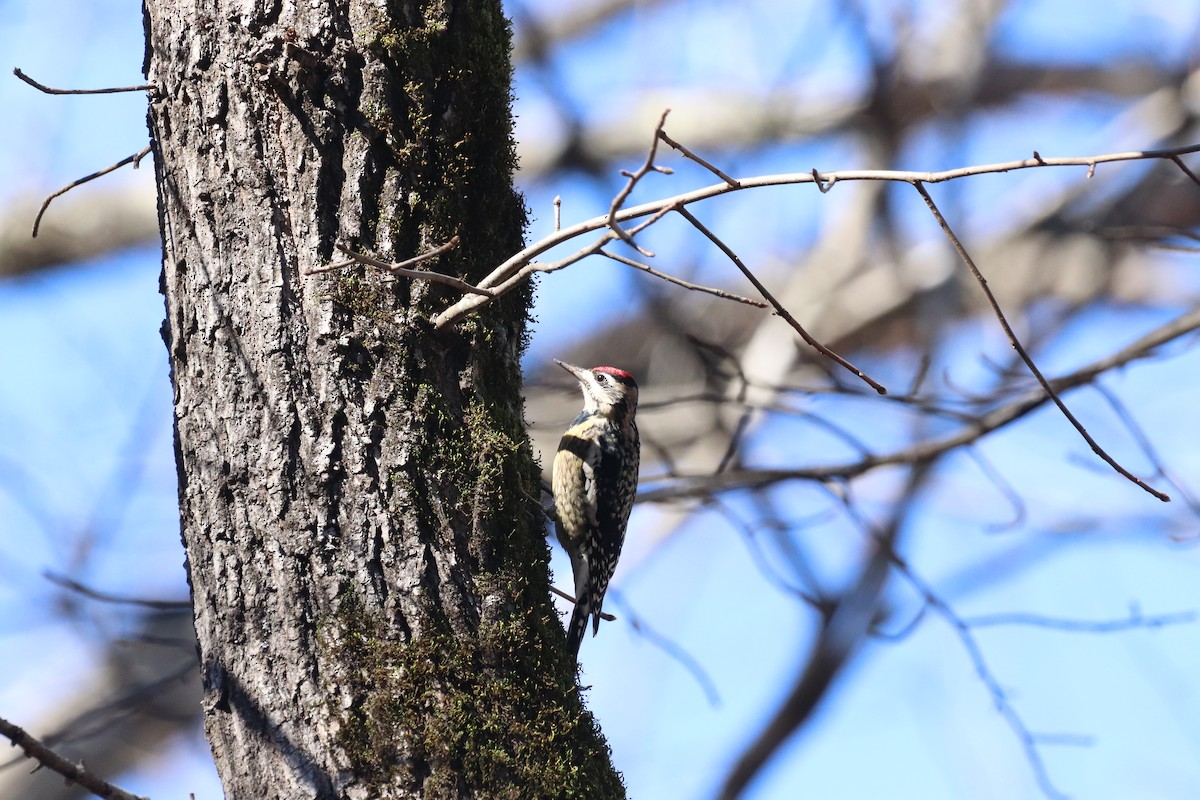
327,593 -> 624,798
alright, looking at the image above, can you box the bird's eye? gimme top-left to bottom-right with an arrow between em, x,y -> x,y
595,373 -> 608,385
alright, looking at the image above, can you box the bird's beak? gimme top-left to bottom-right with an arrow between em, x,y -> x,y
554,360 -> 587,382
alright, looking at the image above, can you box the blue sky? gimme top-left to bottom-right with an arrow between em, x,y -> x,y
2,2 -> 1200,799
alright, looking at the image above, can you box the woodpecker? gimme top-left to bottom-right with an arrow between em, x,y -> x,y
552,360 -> 641,658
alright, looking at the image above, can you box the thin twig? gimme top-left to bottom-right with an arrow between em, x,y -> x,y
811,168 -> 835,193
706,497 -> 821,604
962,447 -> 1028,532
13,67 -> 155,95
834,464 -> 1073,800
658,128 -> 740,187
622,200 -> 679,238
43,571 -> 190,610
689,337 -> 756,474
890,556 -> 1071,800
608,589 -> 721,708
964,607 -> 1195,631
313,239 -> 490,296
911,180 -> 1168,502
1169,155 -> 1200,189
336,237 -> 460,272
549,585 -> 616,622
598,250 -> 767,307
472,203 -> 687,311
605,108 -> 673,257
553,195 -> 562,232
674,205 -> 887,395
0,715 -> 148,800
32,145 -> 152,237
1088,384 -> 1200,515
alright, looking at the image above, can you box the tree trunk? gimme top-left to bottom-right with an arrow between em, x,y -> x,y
143,1 -> 622,797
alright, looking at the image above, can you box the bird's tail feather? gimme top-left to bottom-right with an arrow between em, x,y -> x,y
566,601 -> 590,658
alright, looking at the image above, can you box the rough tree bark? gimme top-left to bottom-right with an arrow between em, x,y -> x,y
144,1 -> 622,797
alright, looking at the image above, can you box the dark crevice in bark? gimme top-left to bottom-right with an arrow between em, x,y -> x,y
324,408 -> 348,546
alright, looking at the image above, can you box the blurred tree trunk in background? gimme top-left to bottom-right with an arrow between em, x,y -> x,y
143,1 -> 621,797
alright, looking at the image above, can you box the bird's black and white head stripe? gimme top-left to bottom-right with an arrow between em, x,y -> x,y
555,360 -> 639,421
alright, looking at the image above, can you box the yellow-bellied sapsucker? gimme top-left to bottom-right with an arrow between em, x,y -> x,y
552,360 -> 641,657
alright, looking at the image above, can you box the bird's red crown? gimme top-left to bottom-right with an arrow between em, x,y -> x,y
591,366 -> 636,384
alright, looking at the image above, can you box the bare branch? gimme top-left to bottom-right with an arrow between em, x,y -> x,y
597,249 -> 767,307
43,571 -> 191,610
639,302 -> 1200,502
911,180 -> 1169,502
0,715 -> 148,800
962,447 -> 1028,532
605,107 -> 673,257
1087,384 -> 1200,515
674,205 -> 887,395
892,558 -> 1071,800
657,128 -> 740,187
310,239 -> 491,296
1169,155 -> 1200,189
964,607 -> 1195,632
32,146 -> 152,237
13,67 -> 155,95
549,585 -> 616,622
607,590 -> 722,708
473,198 -> 690,310
434,137 -> 1200,329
